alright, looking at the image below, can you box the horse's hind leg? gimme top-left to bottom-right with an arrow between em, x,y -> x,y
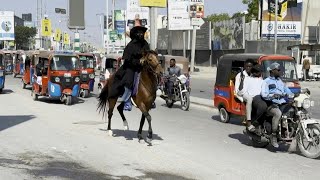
117,102 -> 129,130
137,113 -> 146,143
107,98 -> 117,136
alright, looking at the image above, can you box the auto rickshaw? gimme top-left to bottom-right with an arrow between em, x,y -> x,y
0,51 -> 6,93
22,50 -> 42,89
31,51 -> 81,105
1,50 -> 13,74
12,50 -> 25,78
77,53 -> 96,98
214,53 -> 301,123
97,53 -> 122,93
158,55 -> 191,110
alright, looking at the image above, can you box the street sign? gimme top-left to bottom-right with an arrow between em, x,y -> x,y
191,18 -> 204,27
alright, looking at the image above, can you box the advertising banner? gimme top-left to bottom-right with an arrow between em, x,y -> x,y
0,11 -> 15,40
126,0 -> 149,31
212,16 -> 245,50
63,33 -> 70,45
41,18 -> 52,37
167,0 -> 203,30
140,0 -> 167,7
261,0 -> 302,39
55,28 -> 62,42
114,10 -> 125,37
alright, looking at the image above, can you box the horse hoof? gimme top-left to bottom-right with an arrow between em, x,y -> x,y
107,130 -> 113,136
146,137 -> 153,145
123,121 -> 129,130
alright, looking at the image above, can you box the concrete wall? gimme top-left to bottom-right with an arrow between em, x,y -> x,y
301,0 -> 320,44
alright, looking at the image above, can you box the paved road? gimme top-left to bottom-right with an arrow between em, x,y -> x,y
190,77 -> 215,100
1,75 -> 320,180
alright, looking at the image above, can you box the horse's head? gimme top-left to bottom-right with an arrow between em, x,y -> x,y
141,50 -> 163,76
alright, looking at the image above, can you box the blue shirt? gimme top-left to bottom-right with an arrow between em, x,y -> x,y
261,76 -> 293,104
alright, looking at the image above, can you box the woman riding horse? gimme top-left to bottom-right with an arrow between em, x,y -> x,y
110,26 -> 150,111
98,50 -> 163,145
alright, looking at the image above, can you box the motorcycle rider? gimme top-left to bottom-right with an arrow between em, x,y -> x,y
261,62 -> 294,148
164,58 -> 181,103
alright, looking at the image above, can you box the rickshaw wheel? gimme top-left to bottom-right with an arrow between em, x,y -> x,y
65,96 -> 72,105
13,73 -> 16,78
0,89 -> 2,93
82,90 -> 89,98
219,107 -> 230,123
32,91 -> 38,101
22,82 -> 26,89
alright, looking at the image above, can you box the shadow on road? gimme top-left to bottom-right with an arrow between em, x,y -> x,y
36,97 -> 85,105
1,89 -> 14,94
99,129 -> 164,141
0,115 -> 36,132
211,115 -> 244,126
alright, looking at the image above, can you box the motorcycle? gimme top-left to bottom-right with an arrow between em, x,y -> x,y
160,74 -> 191,111
243,88 -> 320,159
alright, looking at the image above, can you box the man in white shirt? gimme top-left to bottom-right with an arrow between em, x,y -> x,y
234,59 -> 255,102
238,64 -> 263,132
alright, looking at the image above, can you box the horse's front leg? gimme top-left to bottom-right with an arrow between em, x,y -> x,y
144,112 -> 153,145
137,113 -> 145,143
117,102 -> 129,130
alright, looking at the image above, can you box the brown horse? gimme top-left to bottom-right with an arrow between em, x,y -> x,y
97,50 -> 163,144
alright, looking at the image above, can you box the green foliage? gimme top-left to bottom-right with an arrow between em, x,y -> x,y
242,0 -> 259,22
207,13 -> 230,23
15,26 -> 37,49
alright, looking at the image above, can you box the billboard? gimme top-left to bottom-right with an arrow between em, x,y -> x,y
126,0 -> 149,38
0,11 -> 15,41
261,0 -> 302,39
41,18 -> 52,37
140,0 -> 167,7
212,16 -> 245,50
68,0 -> 85,30
167,0 -> 203,30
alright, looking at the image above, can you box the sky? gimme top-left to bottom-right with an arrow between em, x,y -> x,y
0,0 -> 248,48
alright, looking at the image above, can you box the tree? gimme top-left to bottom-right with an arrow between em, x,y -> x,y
242,0 -> 259,22
15,26 -> 37,49
207,13 -> 230,23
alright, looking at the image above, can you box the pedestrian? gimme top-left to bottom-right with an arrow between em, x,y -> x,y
302,55 -> 311,81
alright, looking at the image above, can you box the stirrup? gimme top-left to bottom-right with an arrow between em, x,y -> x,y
131,98 -> 138,107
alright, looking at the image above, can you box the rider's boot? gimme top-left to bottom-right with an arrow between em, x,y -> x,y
270,133 -> 279,148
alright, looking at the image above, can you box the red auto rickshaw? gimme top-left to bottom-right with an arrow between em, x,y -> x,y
31,51 -> 81,105
213,53 -> 301,123
12,50 -> 25,78
77,53 -> 96,98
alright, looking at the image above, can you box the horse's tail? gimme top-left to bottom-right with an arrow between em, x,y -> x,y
97,81 -> 109,118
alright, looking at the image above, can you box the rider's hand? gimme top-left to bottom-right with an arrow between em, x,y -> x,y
273,94 -> 281,99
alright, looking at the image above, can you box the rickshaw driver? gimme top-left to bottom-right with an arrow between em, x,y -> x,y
36,59 -> 44,86
261,62 -> 294,148
164,58 -> 181,103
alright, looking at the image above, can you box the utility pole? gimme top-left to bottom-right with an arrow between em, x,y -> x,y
274,0 -> 278,54
149,7 -> 157,50
105,0 -> 109,53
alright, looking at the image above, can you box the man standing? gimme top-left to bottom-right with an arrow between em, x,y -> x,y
302,55 -> 311,81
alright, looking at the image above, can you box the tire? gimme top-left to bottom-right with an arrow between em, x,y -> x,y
166,100 -> 174,108
251,139 -> 269,148
65,96 -> 72,105
32,90 -> 38,101
22,82 -> 26,89
82,89 -> 89,98
181,92 -> 190,111
219,107 -> 230,123
13,73 -> 16,78
297,124 -> 320,159
0,88 -> 2,93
